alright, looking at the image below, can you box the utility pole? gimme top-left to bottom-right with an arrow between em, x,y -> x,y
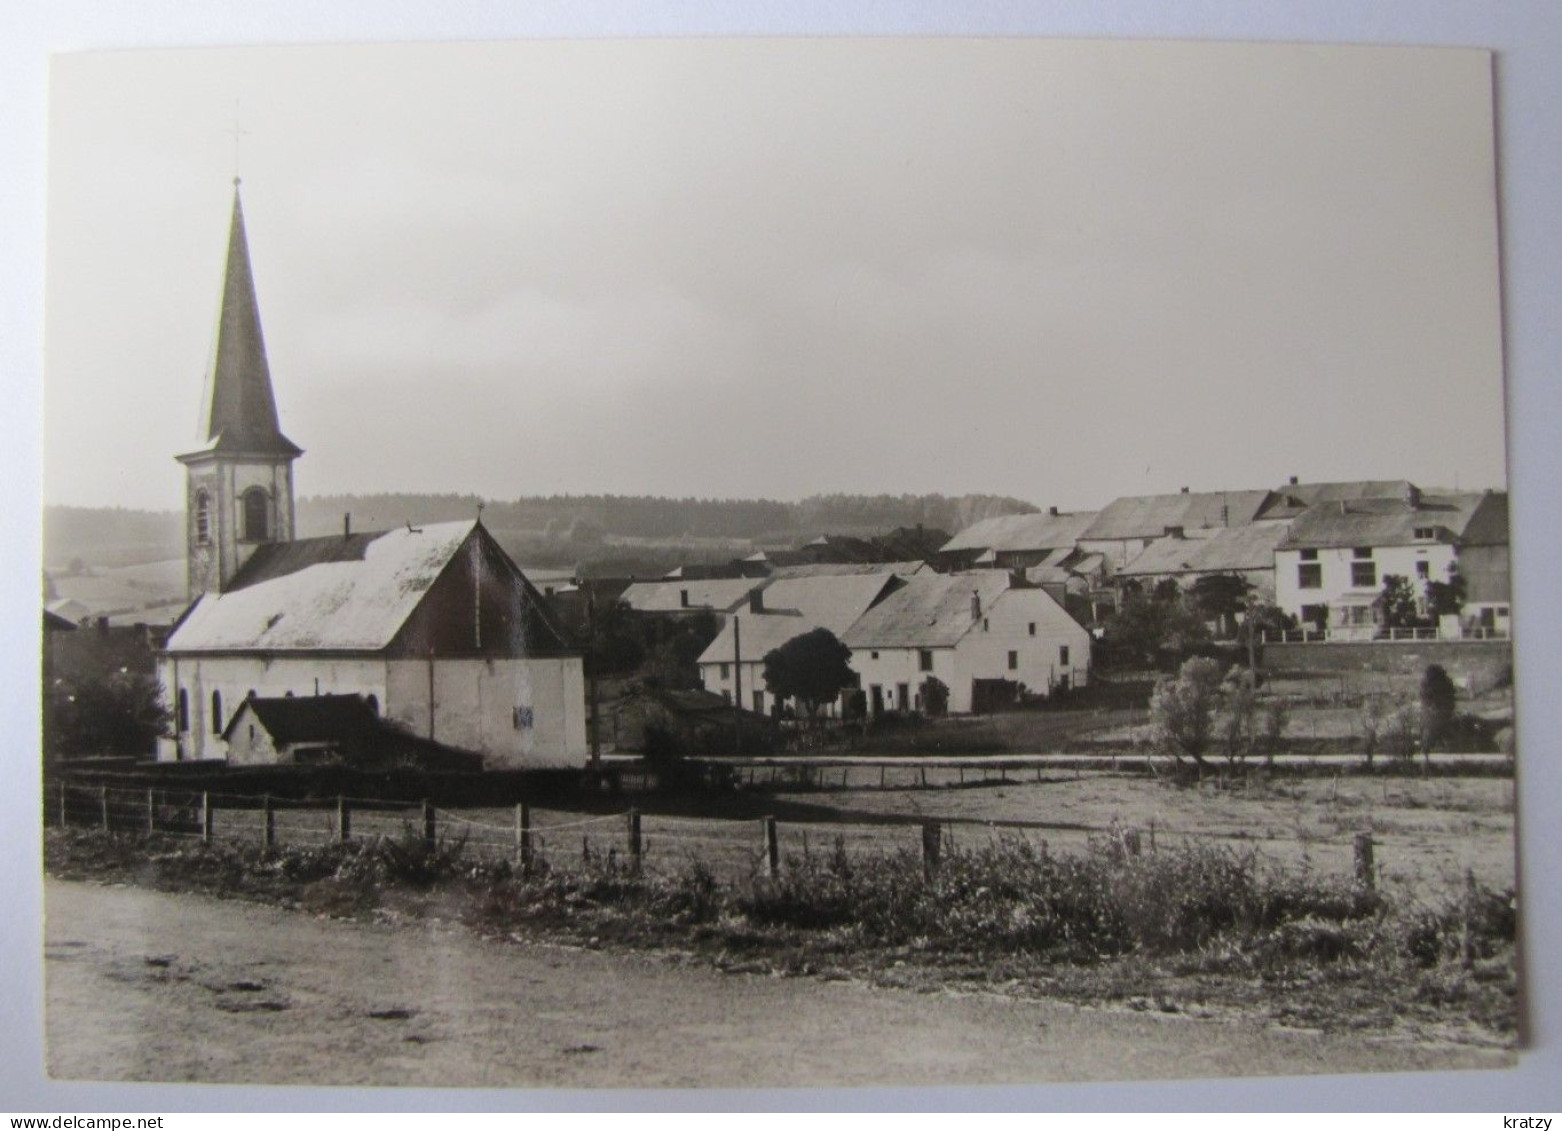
587,582 -> 602,773
733,615 -> 743,756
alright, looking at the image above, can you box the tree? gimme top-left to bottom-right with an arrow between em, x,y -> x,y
46,671 -> 169,759
1425,563 -> 1467,621
1218,666 -> 1258,767
1419,663 -> 1458,761
762,628 -> 856,719
1374,574 -> 1421,630
919,675 -> 949,718
1192,574 -> 1253,638
1147,657 -> 1225,769
1104,590 -> 1211,669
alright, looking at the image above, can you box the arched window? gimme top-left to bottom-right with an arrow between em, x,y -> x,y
177,688 -> 189,732
211,690 -> 224,734
194,491 -> 211,545
242,488 -> 270,542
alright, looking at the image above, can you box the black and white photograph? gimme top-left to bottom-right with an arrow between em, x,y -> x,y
16,19 -> 1555,1105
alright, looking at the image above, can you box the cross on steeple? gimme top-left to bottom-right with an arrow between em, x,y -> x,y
230,102 -> 250,182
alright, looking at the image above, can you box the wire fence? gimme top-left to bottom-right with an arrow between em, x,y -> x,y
43,778 -> 1400,889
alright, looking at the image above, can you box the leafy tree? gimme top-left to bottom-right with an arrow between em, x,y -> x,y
919,675 -> 949,718
1152,577 -> 1182,602
1147,657 -> 1225,769
1419,664 -> 1458,760
1424,563 -> 1467,621
762,628 -> 856,719
1192,574 -> 1253,638
1105,590 -> 1211,669
1374,574 -> 1421,630
1218,667 -> 1258,766
46,671 -> 169,759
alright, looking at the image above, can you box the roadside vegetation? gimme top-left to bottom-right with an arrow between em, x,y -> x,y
45,824 -> 1517,1045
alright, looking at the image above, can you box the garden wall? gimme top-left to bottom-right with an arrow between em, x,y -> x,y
1262,640 -> 1511,688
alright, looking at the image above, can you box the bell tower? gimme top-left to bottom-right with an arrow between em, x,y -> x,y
177,180 -> 302,600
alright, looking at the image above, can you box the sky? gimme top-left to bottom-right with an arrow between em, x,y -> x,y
43,38 -> 1508,513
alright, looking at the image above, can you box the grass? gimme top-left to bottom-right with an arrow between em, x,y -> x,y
44,824 -> 1517,1044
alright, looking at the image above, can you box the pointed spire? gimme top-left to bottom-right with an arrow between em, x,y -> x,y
187,180 -> 302,459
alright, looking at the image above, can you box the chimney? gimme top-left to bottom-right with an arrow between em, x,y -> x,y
1164,525 -> 1185,539
749,587 -> 764,614
343,512 -> 352,538
971,590 -> 982,620
1048,506 -> 1059,516
1288,475 -> 1299,486
1180,486 -> 1190,494
1404,483 -> 1421,507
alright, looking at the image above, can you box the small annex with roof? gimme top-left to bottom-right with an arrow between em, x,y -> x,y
222,693 -> 483,771
937,509 -> 1098,571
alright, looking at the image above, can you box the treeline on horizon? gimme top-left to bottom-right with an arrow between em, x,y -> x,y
44,491 -> 1037,568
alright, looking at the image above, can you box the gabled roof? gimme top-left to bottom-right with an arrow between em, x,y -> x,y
697,572 -> 903,666
1278,493 -> 1503,551
1258,480 -> 1418,520
224,694 -> 381,745
1081,491 -> 1273,541
166,520 -> 477,652
620,578 -> 758,613
179,185 -> 302,462
1119,522 -> 1290,576
940,510 -> 1097,554
767,561 -> 927,579
842,572 -> 1012,649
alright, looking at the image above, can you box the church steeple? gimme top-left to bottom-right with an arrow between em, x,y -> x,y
188,181 -> 302,459
178,181 -> 301,600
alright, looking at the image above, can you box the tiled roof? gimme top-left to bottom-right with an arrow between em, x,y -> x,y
1081,491 -> 1273,541
225,694 -> 381,745
842,572 -> 1012,649
1278,493 -> 1503,551
1119,522 -> 1289,576
940,510 -> 1097,553
1259,480 -> 1417,519
697,572 -> 902,665
767,561 -> 927,579
620,578 -> 759,613
167,520 -> 476,652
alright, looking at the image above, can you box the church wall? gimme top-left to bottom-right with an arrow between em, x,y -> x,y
156,654 -> 389,762
385,657 -> 587,769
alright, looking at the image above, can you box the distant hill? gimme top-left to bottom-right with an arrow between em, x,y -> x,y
44,491 -> 1038,579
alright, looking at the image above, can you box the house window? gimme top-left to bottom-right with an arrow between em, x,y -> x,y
753,691 -> 765,714
1353,546 -> 1373,560
1351,561 -> 1377,588
719,662 -> 730,680
1059,645 -> 1070,667
918,649 -> 933,672
1414,527 -> 1436,540
211,690 -> 223,734
241,488 -> 269,542
1415,561 -> 1430,579
194,490 -> 211,545
1301,604 -> 1327,627
1007,650 -> 1018,670
872,651 -> 880,660
982,618 -> 989,632
1299,549 -> 1318,561
1028,623 -> 1036,636
177,688 -> 189,733
513,705 -> 534,729
1298,563 -> 1322,589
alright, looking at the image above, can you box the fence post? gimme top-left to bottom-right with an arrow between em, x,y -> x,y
764,816 -> 779,878
422,800 -> 436,850
262,795 -> 275,849
628,808 -> 642,873
1147,820 -> 1157,854
1462,868 -> 1478,970
516,803 -> 533,872
921,820 -> 942,879
1123,828 -> 1142,858
1354,832 -> 1375,890
336,796 -> 351,843
59,782 -> 68,829
201,791 -> 213,844
146,788 -> 157,834
99,786 -> 110,832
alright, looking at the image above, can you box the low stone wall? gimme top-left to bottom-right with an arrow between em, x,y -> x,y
1262,639 -> 1511,687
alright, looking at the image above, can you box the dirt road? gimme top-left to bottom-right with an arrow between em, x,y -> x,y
43,879 -> 1508,1089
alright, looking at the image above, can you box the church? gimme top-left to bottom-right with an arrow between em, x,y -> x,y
156,184 -> 589,769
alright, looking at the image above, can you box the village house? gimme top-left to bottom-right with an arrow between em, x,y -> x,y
842,572 -> 1091,716
936,508 -> 1097,571
619,577 -> 761,616
1116,521 -> 1291,603
1076,488 -> 1275,574
1272,490 -> 1509,638
696,569 -> 907,715
156,184 -> 587,768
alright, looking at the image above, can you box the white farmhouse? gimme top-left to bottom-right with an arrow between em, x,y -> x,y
843,573 -> 1090,716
